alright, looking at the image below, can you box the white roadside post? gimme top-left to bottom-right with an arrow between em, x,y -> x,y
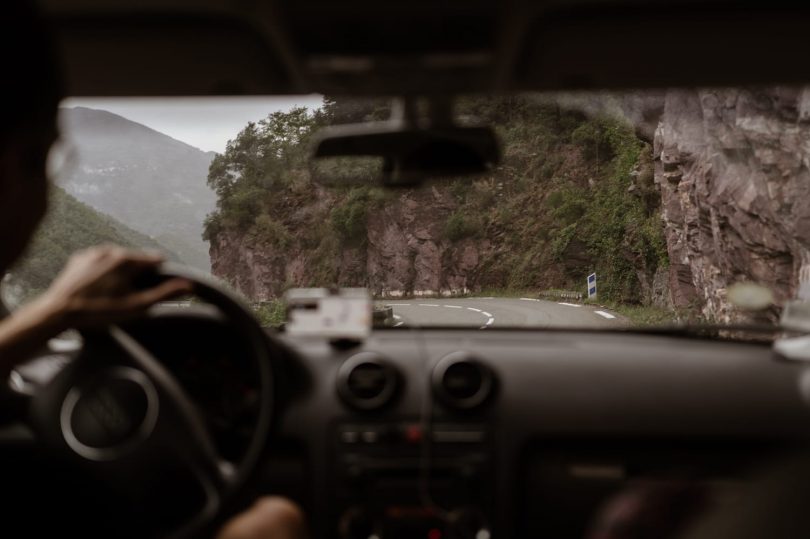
587,273 -> 597,300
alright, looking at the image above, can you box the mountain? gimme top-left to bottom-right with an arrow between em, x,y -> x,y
57,107 -> 216,271
6,186 -> 180,303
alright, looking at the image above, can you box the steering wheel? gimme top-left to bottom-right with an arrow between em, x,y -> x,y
25,265 -> 281,538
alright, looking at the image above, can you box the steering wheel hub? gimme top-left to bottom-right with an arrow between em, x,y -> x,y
61,366 -> 158,461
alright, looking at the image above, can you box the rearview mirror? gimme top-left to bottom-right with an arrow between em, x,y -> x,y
310,111 -> 500,187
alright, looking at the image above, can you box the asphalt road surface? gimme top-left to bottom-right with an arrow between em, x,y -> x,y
379,297 -> 626,328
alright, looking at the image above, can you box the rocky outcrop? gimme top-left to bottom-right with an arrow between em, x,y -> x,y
210,187 -> 493,301
653,88 -> 810,322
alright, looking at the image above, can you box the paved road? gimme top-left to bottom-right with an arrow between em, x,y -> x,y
379,297 -> 626,329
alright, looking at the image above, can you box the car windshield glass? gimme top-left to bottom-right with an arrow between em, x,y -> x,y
5,90 -> 806,331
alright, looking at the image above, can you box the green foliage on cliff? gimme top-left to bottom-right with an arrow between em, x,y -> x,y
448,97 -> 668,303
331,187 -> 385,244
251,213 -> 291,249
204,107 -> 318,240
10,186 -> 177,298
527,117 -> 667,301
444,210 -> 482,242
204,95 -> 669,305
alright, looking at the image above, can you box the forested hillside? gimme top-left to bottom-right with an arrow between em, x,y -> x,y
6,186 -> 177,302
204,97 -> 669,307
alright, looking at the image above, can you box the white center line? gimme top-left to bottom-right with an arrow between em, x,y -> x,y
486,317 -> 495,325
394,321 -> 404,327
558,302 -> 582,308
481,311 -> 493,317
389,303 -> 411,306
594,310 -> 616,319
479,297 -> 495,300
467,307 -> 482,312
444,305 -> 463,309
393,314 -> 402,320
520,297 -> 540,301
418,303 -> 440,307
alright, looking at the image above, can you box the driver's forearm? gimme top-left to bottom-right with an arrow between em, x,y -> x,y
0,296 -> 66,377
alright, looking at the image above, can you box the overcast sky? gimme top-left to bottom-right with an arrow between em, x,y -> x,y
62,95 -> 325,153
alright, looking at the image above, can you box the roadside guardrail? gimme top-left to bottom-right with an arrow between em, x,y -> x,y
538,290 -> 584,301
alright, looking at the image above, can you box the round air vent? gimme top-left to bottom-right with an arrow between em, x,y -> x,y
338,353 -> 399,410
433,352 -> 494,410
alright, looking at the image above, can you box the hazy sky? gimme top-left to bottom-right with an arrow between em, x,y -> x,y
62,95 -> 324,153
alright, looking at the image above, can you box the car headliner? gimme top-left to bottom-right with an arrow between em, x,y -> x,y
38,0 -> 810,97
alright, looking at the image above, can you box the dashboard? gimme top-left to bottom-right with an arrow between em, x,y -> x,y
7,314 -> 810,539
264,327 -> 810,538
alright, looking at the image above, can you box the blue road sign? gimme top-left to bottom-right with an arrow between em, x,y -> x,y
587,273 -> 597,298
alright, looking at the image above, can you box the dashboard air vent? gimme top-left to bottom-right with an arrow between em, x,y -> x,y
433,352 -> 494,410
338,352 -> 399,410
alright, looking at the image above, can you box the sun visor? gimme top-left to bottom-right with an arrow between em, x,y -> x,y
50,15 -> 292,96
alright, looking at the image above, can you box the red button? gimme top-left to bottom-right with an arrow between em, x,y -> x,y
405,424 -> 423,443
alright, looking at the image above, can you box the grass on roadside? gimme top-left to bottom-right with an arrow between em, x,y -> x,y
583,299 -> 684,326
252,299 -> 287,328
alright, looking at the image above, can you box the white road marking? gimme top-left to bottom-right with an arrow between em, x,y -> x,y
594,310 -> 616,319
479,297 -> 495,299
520,297 -> 540,301
393,314 -> 402,320
558,302 -> 582,308
404,301 -> 495,330
389,303 -> 411,306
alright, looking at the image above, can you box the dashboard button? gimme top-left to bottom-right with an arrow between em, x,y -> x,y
404,424 -> 423,443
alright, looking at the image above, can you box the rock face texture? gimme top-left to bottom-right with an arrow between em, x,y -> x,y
209,186 -> 493,301
653,88 -> 810,322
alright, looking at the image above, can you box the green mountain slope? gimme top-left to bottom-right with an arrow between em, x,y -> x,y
7,185 -> 179,299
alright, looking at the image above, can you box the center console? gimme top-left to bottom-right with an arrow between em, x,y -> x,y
333,421 -> 492,539
331,351 -> 497,539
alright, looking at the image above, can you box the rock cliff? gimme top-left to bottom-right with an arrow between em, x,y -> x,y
653,88 -> 810,322
207,99 -> 664,305
210,185 -> 490,299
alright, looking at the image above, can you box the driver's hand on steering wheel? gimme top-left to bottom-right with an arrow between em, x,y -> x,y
41,245 -> 192,327
0,245 -> 192,374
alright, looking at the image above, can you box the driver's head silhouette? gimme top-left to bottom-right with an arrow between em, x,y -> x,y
0,0 -> 64,274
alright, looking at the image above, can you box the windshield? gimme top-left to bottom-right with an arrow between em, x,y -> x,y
5,90 -> 805,330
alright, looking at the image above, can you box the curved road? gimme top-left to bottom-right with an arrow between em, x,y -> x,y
379,297 -> 625,329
